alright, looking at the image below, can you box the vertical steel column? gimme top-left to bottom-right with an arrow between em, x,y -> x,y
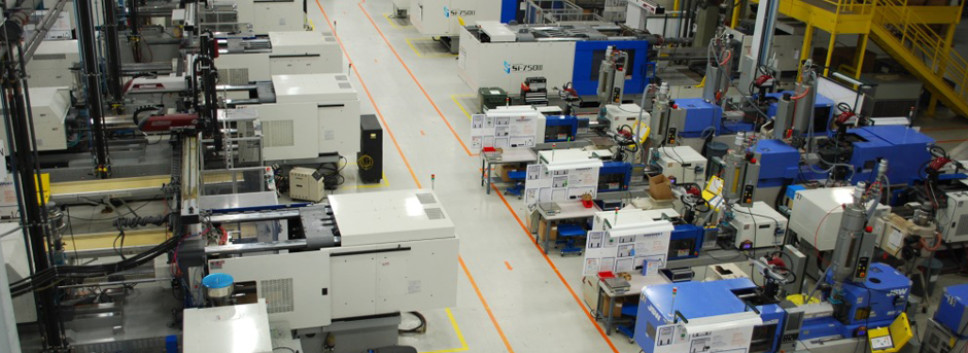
0,34 -> 63,349
76,0 -> 111,177
102,0 -> 123,102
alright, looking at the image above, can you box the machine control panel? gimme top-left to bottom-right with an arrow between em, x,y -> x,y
740,184 -> 755,206
666,127 -> 677,145
855,256 -> 870,279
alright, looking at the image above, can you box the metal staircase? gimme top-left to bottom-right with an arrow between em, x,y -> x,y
869,0 -> 968,118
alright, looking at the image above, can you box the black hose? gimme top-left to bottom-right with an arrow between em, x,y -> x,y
131,105 -> 161,125
399,311 -> 427,334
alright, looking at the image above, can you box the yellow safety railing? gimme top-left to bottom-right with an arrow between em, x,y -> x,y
818,0 -> 874,16
872,0 -> 968,106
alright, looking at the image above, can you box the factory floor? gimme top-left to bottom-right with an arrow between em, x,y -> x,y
300,2 -> 968,352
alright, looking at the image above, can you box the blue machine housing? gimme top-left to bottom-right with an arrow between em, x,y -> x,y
544,115 -> 580,142
845,126 -> 934,184
635,279 -> 786,353
598,161 -> 633,192
672,98 -> 723,137
765,92 -> 835,135
668,224 -> 704,260
723,121 -> 756,133
572,40 -> 652,96
754,139 -> 801,187
936,284 -> 968,336
802,263 -> 911,340
501,0 -> 519,22
760,126 -> 933,186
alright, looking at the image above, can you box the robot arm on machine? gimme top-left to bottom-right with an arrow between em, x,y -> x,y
750,255 -> 796,300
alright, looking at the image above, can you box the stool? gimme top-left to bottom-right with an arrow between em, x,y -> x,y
616,302 -> 639,343
504,171 -> 527,199
556,224 -> 586,256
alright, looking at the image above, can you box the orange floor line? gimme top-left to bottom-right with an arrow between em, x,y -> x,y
491,183 -> 621,353
314,0 -> 421,188
314,2 -> 514,351
460,257 -> 517,353
356,1 -> 473,157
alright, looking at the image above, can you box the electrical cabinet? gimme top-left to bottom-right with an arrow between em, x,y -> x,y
790,186 -> 890,251
234,0 -> 304,32
25,40 -> 78,88
289,167 -> 325,202
216,31 -> 342,83
271,74 -> 361,158
655,146 -> 707,184
0,87 -> 70,152
939,190 -> 968,243
729,201 -> 787,249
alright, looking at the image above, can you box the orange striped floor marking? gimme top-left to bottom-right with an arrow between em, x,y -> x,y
314,2 -> 513,352
356,2 -> 472,157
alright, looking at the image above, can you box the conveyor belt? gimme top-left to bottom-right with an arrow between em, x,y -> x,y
49,175 -> 171,202
63,228 -> 170,252
48,172 -> 245,203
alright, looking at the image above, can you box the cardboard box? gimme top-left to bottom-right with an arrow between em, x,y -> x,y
600,295 -> 625,318
537,219 -> 558,241
581,276 -> 627,318
649,174 -> 674,201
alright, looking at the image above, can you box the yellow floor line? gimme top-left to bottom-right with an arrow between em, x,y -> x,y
421,308 -> 469,353
383,13 -> 410,29
405,38 -> 458,58
450,94 -> 476,121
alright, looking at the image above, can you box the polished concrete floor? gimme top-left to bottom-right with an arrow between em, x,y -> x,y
302,1 -> 968,352
306,1 -> 653,352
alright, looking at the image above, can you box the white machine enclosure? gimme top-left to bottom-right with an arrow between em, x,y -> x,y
246,103 -> 320,161
655,146 -> 707,184
790,187 -> 891,251
604,103 -> 649,135
211,190 -> 458,329
26,40 -> 78,88
209,251 -> 332,329
327,190 -> 459,318
0,225 -> 35,324
233,0 -> 305,32
625,0 -> 682,38
939,189 -> 968,243
729,201 -> 787,249
271,74 -> 361,158
216,31 -> 342,84
725,25 -> 804,74
183,300 -> 273,353
410,0 -> 502,37
458,23 -> 577,95
0,87 -> 70,152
